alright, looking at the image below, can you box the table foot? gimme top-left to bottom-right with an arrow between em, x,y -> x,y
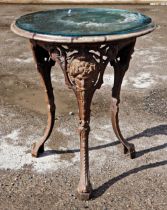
124,142 -> 136,158
77,190 -> 92,201
77,181 -> 92,201
31,143 -> 44,157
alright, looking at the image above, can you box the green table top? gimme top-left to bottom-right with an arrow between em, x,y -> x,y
11,8 -> 155,43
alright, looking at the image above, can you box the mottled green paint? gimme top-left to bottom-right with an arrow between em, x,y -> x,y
16,8 -> 154,37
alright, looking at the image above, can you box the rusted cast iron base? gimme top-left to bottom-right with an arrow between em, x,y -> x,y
30,38 -> 136,200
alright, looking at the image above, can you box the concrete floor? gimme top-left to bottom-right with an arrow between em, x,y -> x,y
0,4 -> 167,210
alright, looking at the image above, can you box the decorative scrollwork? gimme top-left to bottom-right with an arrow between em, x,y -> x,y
35,40 -> 135,92
68,56 -> 96,80
67,54 -> 99,90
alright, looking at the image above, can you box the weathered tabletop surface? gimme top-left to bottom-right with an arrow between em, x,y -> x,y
11,8 -> 155,200
11,8 -> 155,42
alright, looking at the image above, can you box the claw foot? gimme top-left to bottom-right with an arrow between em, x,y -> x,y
124,143 -> 136,159
77,191 -> 92,201
31,143 -> 44,157
77,183 -> 92,200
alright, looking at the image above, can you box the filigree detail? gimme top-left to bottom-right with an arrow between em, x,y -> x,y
35,41 -> 123,89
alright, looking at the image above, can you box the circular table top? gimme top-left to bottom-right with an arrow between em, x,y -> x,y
11,8 -> 155,43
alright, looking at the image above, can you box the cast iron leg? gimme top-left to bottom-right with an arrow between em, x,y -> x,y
65,52 -> 101,200
111,43 -> 136,159
30,41 -> 55,157
75,89 -> 94,200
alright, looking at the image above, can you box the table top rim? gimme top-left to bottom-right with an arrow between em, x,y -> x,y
11,19 -> 156,43
11,8 -> 156,43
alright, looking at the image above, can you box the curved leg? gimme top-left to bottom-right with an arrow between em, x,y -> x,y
111,42 -> 136,159
30,41 -> 55,157
111,97 -> 135,159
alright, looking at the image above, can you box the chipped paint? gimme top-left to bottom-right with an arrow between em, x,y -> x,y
0,126 -> 78,172
130,72 -> 155,89
0,141 -> 76,172
0,127 -> 108,172
103,74 -> 128,87
134,46 -> 167,66
15,57 -> 33,63
56,126 -> 75,136
7,57 -> 33,64
2,128 -> 21,141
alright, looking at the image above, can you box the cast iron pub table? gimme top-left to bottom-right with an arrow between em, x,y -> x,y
11,8 -> 155,200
